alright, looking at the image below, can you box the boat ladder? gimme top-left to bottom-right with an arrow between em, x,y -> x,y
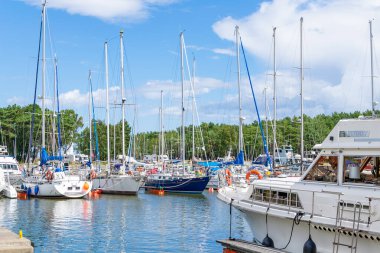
332,200 -> 362,253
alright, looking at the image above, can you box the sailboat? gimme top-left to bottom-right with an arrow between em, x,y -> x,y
21,1 -> 92,198
144,32 -> 210,194
92,31 -> 143,195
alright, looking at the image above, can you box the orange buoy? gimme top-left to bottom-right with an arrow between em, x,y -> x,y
17,192 -> 28,200
93,189 -> 102,194
83,182 -> 89,191
225,169 -> 232,186
246,169 -> 263,183
208,187 -> 214,193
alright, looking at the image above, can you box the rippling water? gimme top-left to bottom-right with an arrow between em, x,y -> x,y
0,190 -> 252,252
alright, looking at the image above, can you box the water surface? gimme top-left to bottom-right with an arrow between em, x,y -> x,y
0,190 -> 251,252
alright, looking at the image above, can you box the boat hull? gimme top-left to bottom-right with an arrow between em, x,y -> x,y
144,176 -> 210,194
92,175 -> 142,195
21,175 -> 92,198
217,189 -> 380,253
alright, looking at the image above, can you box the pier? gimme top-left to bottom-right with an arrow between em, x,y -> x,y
217,239 -> 287,253
0,228 -> 33,253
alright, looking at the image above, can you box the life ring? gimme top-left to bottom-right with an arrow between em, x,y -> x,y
225,169 -> 232,186
246,169 -> 263,183
90,170 -> 97,180
46,170 -> 53,181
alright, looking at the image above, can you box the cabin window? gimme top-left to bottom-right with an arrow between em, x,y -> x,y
251,188 -> 302,208
0,164 -> 3,169
343,156 -> 380,186
303,155 -> 338,183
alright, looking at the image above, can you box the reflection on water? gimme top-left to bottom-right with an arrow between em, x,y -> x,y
0,191 -> 251,252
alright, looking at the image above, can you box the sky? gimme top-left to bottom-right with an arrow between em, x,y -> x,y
1,0 -> 380,133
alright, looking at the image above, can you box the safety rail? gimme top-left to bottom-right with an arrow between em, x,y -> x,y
249,185 -> 374,227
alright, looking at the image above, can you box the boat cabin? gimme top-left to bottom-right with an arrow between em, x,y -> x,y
301,118 -> 380,186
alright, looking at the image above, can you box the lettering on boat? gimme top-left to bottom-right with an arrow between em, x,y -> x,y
339,130 -> 369,138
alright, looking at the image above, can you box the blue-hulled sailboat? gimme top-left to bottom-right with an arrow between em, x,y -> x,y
144,32 -> 210,194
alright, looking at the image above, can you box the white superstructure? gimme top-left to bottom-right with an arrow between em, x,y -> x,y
218,118 -> 380,253
0,146 -> 22,185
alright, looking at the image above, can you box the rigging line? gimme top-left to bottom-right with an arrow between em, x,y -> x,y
182,38 -> 209,163
27,11 -> 43,167
240,38 -> 272,171
123,42 -> 137,105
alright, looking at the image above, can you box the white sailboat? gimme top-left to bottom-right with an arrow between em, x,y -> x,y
21,1 -> 92,198
218,18 -> 380,253
92,31 -> 143,195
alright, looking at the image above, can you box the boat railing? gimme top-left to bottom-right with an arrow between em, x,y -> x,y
250,185 -> 376,226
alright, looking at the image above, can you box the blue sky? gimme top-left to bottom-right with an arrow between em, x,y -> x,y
1,0 -> 380,133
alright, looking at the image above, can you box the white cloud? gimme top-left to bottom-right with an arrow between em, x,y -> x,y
58,86 -> 121,107
138,77 -> 226,100
212,0 -> 380,117
212,48 -> 235,56
22,0 -> 178,23
6,96 -> 27,105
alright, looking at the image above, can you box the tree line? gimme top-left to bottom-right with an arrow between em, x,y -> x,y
0,104 -> 376,162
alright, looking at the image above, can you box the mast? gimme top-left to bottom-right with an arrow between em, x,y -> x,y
272,27 -> 277,170
52,56 -> 57,155
235,26 -> 243,155
113,97 -> 117,162
41,1 -> 46,149
300,17 -> 304,172
264,87 -> 269,153
105,42 -> 110,173
160,90 -> 164,160
192,56 -> 195,160
180,32 -> 185,169
88,70 -> 92,164
120,30 -> 126,171
370,20 -> 375,117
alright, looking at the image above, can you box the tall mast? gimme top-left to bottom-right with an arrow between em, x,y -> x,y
105,42 -> 110,173
300,17 -> 304,172
370,20 -> 375,117
52,57 -> 57,155
160,90 -> 164,159
41,1 -> 46,149
88,70 -> 92,164
235,26 -> 243,154
180,32 -> 185,169
192,56 -> 195,160
272,27 -> 277,170
264,87 -> 269,153
120,30 -> 126,170
113,97 -> 117,162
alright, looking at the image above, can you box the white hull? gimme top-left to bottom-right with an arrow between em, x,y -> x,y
2,184 -> 17,198
22,173 -> 92,198
218,188 -> 380,253
92,174 -> 143,194
244,207 -> 379,253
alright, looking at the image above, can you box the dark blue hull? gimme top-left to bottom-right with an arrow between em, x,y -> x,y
144,176 -> 210,194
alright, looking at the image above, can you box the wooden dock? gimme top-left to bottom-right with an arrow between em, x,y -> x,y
0,228 -> 34,253
217,239 -> 287,253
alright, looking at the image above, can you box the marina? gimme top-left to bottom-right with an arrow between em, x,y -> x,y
1,1 -> 380,252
